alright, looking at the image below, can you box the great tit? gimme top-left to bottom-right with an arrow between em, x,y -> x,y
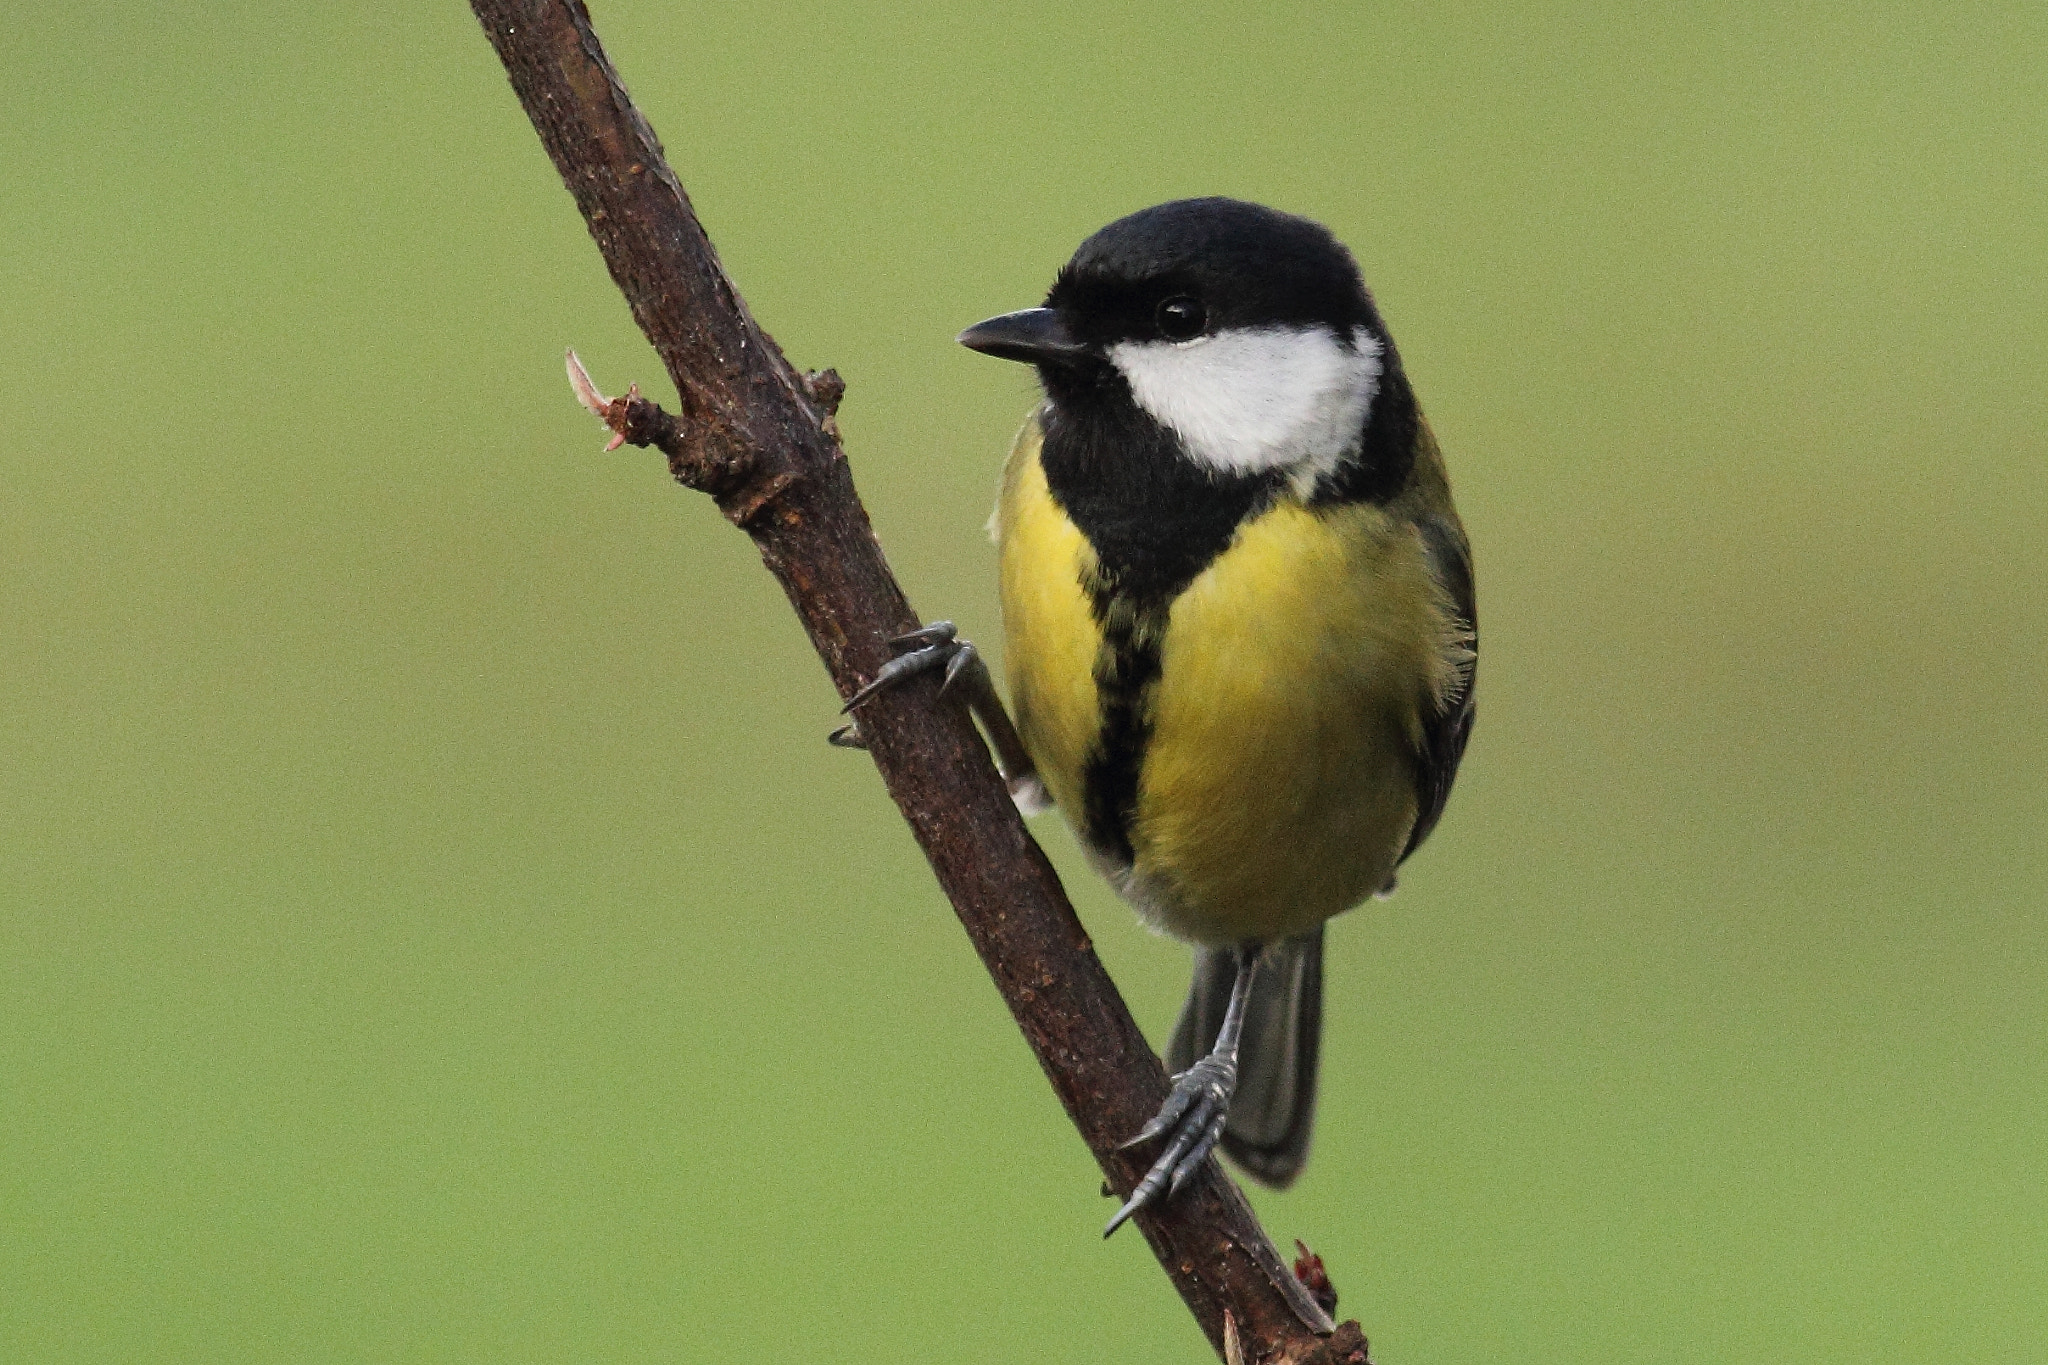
843,197 -> 1475,1236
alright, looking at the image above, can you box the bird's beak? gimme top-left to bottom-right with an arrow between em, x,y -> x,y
957,308 -> 1095,366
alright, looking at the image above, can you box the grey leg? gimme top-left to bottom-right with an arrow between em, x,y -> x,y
1104,945 -> 1262,1237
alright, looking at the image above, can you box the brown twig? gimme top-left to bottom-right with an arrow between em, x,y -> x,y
472,3 -> 1369,1360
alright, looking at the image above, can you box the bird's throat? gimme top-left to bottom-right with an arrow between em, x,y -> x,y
1037,392 -> 1280,604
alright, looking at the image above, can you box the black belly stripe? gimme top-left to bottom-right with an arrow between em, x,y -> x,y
1079,584 -> 1171,865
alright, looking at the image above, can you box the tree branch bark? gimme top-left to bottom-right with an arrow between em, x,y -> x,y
469,4 -> 1368,1360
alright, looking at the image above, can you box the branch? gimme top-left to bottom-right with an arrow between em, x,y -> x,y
470,4 -> 1367,1360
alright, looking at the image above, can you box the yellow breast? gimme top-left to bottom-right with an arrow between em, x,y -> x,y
993,415 -> 1458,946
992,421 -> 1105,826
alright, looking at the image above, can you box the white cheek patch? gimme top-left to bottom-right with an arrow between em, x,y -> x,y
1108,325 -> 1382,483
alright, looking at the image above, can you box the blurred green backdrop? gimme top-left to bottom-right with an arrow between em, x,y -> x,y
5,2 -> 2045,1361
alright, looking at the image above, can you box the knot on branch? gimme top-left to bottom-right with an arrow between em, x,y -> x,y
1297,1322 -> 1371,1365
802,367 -> 845,415
803,367 -> 845,441
1232,1313 -> 1370,1365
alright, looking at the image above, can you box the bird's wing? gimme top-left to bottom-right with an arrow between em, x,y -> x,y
1398,513 -> 1476,865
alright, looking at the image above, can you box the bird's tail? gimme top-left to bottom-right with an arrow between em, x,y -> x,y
1167,927 -> 1323,1188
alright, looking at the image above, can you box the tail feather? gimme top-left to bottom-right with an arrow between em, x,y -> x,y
1167,928 -> 1324,1189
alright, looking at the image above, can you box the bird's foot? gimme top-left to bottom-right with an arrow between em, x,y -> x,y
827,622 -> 1049,816
1104,1051 -> 1237,1237
827,622 -> 979,749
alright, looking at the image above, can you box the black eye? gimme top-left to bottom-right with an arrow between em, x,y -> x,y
1155,296 -> 1207,341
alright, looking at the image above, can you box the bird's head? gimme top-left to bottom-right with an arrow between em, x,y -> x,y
960,198 -> 1392,483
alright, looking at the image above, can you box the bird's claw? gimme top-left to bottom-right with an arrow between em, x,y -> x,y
838,621 -> 979,716
890,621 -> 960,650
826,621 -> 1046,812
1104,1054 -> 1237,1237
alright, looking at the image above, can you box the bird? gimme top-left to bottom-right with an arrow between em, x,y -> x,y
839,197 -> 1475,1237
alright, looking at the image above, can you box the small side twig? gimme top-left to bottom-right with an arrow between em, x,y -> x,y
567,349 -> 684,455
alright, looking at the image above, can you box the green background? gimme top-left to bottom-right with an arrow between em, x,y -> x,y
6,2 -> 2045,1360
